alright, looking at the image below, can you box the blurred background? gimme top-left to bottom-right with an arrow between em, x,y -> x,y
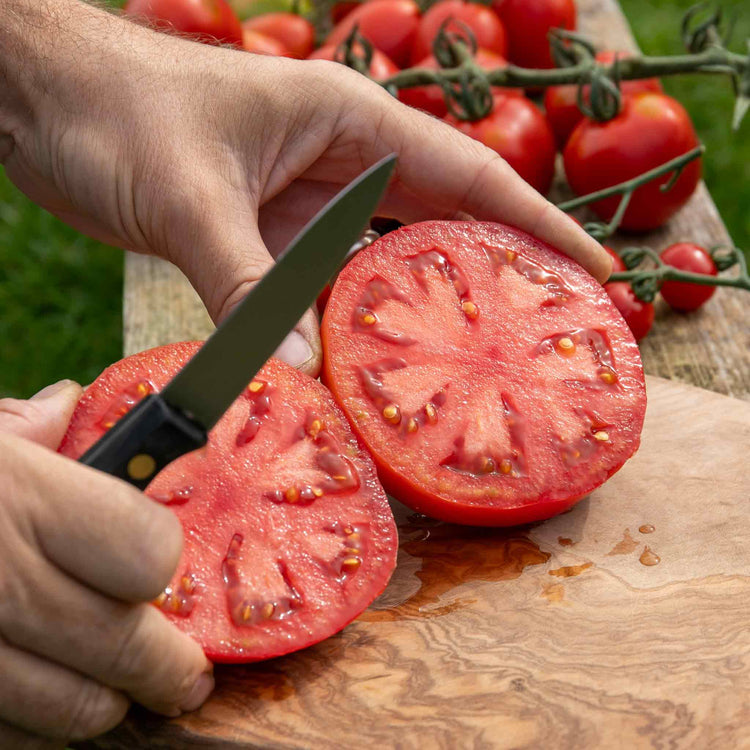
0,0 -> 747,397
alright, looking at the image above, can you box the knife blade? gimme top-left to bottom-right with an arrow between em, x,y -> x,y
79,154 -> 396,489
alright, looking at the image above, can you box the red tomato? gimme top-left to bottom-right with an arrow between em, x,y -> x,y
331,1 -> 361,24
124,0 -> 243,46
242,13 -> 314,58
399,49 -> 522,118
322,221 -> 646,526
59,344 -> 397,663
325,0 -> 420,68
411,1 -> 507,66
445,95 -> 556,195
308,44 -> 399,80
659,242 -> 717,311
604,245 -> 626,274
564,92 -> 701,232
242,27 -> 289,54
544,51 -> 663,148
493,0 -> 575,69
604,282 -> 654,341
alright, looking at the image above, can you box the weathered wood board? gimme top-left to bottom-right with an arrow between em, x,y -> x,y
83,376 -> 750,749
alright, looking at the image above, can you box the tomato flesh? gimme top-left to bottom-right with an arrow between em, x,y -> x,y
322,222 -> 646,526
60,344 -> 397,663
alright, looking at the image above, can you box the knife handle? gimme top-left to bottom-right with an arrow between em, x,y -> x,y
78,395 -> 208,490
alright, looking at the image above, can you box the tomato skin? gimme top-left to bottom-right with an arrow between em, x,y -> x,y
492,0 -> 575,69
124,0 -> 243,46
659,242 -> 717,311
308,44 -> 399,80
563,92 -> 701,231
331,1 -> 361,24
604,245 -> 626,274
544,51 -> 663,148
242,27 -> 289,54
242,13 -> 314,58
445,95 -> 556,195
411,1 -> 507,65
604,282 -> 654,341
325,0 -> 420,68
399,49 -> 521,118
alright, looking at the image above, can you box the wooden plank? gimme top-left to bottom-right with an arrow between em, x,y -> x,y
79,375 -> 750,749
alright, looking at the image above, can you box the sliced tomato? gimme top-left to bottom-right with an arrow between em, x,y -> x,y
59,344 -> 397,663
322,221 -> 646,527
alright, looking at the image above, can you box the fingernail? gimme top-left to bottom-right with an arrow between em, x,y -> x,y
31,379 -> 77,401
180,672 -> 215,713
274,330 -> 313,369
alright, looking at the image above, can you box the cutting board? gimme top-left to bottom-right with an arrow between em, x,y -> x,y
82,376 -> 750,749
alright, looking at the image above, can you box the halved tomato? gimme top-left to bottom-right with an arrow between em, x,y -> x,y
59,343 -> 397,663
322,222 -> 646,526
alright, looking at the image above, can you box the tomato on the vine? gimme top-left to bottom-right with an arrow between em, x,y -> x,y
242,13 -> 314,58
492,0 -> 575,69
563,92 -> 701,231
411,0 -> 507,66
308,43 -> 399,81
604,245 -> 626,274
242,27 -> 289,54
124,0 -> 244,46
445,95 -> 556,195
60,344 -> 398,663
544,50 -> 663,148
604,282 -> 654,341
659,242 -> 718,311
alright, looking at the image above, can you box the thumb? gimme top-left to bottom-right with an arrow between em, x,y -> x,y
0,380 -> 83,449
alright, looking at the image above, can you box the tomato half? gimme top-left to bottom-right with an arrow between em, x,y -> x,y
325,0 -> 420,68
322,221 -> 646,526
242,13 -> 314,58
445,95 -> 556,195
604,282 -> 655,341
659,242 -> 717,311
124,0 -> 244,46
411,0 -> 507,66
59,344 -> 398,663
399,49 -> 522,118
563,92 -> 701,231
492,0 -> 575,69
308,43 -> 399,81
544,51 -> 663,148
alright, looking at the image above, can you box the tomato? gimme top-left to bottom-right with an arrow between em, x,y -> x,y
399,49 -> 522,118
604,245 -> 626,274
325,0 -> 420,69
544,51 -> 663,148
604,282 -> 654,341
230,0 -> 313,20
331,0 -> 361,23
659,242 -> 717,311
242,27 -> 289,54
59,343 -> 397,663
241,13 -> 314,58
124,0 -> 243,46
308,44 -> 399,81
445,95 -> 556,195
411,1 -> 507,66
492,0 -> 575,69
564,92 -> 701,232
322,221 -> 646,526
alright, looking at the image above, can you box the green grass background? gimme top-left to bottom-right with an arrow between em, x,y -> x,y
1,0 -> 748,398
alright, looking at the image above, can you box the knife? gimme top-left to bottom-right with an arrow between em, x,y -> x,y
79,154 -> 396,489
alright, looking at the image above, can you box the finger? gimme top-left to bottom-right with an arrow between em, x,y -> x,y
3,434 -> 182,603
0,721 -> 62,750
0,640 -> 128,741
0,381 -> 83,449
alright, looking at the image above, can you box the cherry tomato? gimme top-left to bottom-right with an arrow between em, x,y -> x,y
242,13 -> 314,58
399,49 -> 522,118
242,27 -> 289,54
604,282 -> 654,341
411,0 -> 507,65
563,92 -> 701,231
445,95 -> 556,195
308,43 -> 399,81
322,221 -> 646,526
325,0 -> 421,68
492,0 -> 575,69
331,1 -> 361,23
124,0 -> 243,46
604,245 -> 626,274
60,344 -> 398,663
544,51 -> 663,148
659,242 -> 718,311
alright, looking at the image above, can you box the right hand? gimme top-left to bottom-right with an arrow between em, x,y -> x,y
0,381 -> 214,748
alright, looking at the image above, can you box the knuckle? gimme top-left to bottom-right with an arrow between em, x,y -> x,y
0,398 -> 44,434
107,606 -> 153,686
65,681 -> 128,741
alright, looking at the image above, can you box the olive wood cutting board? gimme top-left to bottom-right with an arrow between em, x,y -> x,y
83,375 -> 750,749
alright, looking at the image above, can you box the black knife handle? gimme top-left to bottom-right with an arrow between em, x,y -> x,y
78,395 -> 208,490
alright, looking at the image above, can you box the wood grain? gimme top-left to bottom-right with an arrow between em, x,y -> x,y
80,376 -> 750,749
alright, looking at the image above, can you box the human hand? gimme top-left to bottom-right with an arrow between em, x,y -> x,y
0,0 -> 609,378
0,382 -> 214,747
